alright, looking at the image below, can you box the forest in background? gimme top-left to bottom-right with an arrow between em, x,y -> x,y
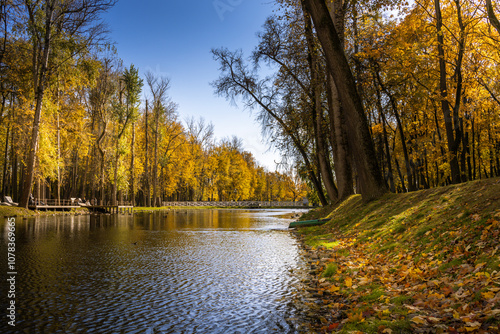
1,0 -> 500,208
0,0 -> 307,207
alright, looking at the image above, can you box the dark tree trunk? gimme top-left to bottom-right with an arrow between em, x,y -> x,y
301,4 -> 338,203
486,0 -> 500,34
374,69 -> 415,191
434,0 -> 461,184
1,122 -> 9,198
325,0 -> 353,201
79,155 -> 88,198
11,142 -> 17,201
19,5 -> 54,208
373,78 -> 395,193
153,103 -> 159,207
145,101 -> 151,207
460,118 -> 469,181
130,122 -> 135,205
327,74 -> 354,200
302,0 -> 387,201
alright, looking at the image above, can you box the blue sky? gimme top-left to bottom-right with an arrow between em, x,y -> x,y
101,0 -> 281,170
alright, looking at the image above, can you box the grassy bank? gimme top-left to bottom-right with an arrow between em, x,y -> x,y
0,206 -> 89,217
1,204 -> 305,217
294,177 -> 500,333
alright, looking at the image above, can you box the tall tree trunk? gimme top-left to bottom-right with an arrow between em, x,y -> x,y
145,101 -> 151,207
153,104 -> 159,207
434,0 -> 461,184
327,74 -> 354,200
486,0 -> 500,34
301,0 -> 387,201
0,0 -> 7,70
1,122 -> 9,198
97,121 -> 107,205
130,122 -> 135,205
460,118 -> 468,181
11,139 -> 17,201
19,5 -> 54,208
113,137 -> 118,205
373,78 -> 395,193
302,3 -> 338,202
374,69 -> 414,191
472,117 -> 476,180
326,0 -> 353,200
79,155 -> 88,198
56,108 -> 61,204
489,121 -> 494,177
1,91 -> 13,198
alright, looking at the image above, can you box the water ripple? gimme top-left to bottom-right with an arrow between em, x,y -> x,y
0,209 -> 307,333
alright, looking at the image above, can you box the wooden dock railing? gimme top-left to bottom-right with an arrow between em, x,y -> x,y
29,199 -> 134,214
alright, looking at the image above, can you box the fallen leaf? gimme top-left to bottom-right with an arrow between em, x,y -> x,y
465,321 -> 481,332
345,277 -> 353,288
482,291 -> 495,300
347,311 -> 365,323
411,316 -> 428,325
327,323 -> 340,331
358,276 -> 371,285
404,305 -> 421,311
328,285 -> 340,293
487,309 -> 500,316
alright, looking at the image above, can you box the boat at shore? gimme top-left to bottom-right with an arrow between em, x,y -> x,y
288,218 -> 330,228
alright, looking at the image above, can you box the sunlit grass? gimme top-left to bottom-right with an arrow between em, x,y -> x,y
322,263 -> 338,278
294,177 -> 500,333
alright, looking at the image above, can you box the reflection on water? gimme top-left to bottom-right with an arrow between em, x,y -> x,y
0,209 -> 306,333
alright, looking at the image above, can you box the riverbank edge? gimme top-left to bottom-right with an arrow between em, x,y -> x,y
290,177 -> 500,333
0,206 -> 90,217
0,205 -> 308,218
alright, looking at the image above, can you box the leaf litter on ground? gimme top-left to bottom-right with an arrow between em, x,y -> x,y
293,178 -> 500,333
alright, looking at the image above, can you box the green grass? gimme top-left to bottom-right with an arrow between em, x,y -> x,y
322,263 -> 338,278
377,242 -> 398,254
335,248 -> 350,257
294,177 -> 500,333
0,206 -> 88,217
340,319 -> 412,334
359,289 -> 384,302
391,295 -> 413,305
439,258 -> 464,272
393,224 -> 407,234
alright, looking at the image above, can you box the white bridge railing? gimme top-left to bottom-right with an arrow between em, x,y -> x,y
161,201 -> 309,208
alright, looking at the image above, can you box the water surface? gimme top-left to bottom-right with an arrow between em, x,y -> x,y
0,209 -> 306,333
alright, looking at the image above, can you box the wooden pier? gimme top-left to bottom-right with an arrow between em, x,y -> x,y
86,205 -> 134,214
29,199 -> 133,214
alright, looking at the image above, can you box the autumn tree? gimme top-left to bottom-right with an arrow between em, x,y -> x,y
301,0 -> 387,201
212,47 -> 329,205
113,64 -> 142,205
18,0 -> 116,208
145,71 -> 175,206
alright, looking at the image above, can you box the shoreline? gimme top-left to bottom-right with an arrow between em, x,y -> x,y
1,205 -> 308,218
288,177 -> 500,333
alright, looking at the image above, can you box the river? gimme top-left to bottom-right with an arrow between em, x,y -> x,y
0,209 -> 307,333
